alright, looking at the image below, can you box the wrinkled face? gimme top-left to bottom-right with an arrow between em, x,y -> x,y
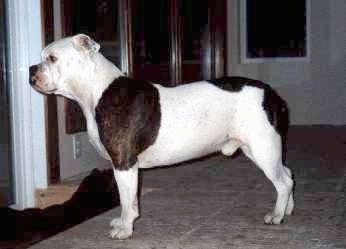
29,34 -> 100,99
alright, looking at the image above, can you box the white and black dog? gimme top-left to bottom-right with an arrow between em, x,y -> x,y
29,34 -> 294,239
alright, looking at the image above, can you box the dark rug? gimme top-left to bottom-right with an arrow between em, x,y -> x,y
0,168 -> 120,249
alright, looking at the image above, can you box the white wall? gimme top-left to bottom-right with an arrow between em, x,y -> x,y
57,98 -> 110,180
228,0 -> 346,125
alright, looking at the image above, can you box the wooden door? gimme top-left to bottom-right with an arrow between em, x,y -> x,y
131,0 -> 226,85
42,0 -> 60,184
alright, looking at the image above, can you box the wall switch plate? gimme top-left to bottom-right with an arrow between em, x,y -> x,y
72,133 -> 82,159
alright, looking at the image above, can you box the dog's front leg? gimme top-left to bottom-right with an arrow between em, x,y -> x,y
110,165 -> 139,240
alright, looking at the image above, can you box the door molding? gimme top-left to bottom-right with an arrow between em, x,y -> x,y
6,0 -> 47,209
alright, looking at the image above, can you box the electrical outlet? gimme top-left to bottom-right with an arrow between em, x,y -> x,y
72,134 -> 82,159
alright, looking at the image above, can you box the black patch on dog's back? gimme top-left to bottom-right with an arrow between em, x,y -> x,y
95,77 -> 161,170
207,76 -> 266,92
208,76 -> 289,162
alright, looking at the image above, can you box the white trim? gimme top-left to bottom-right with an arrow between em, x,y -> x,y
239,0 -> 311,64
28,0 -> 48,190
6,0 -> 47,209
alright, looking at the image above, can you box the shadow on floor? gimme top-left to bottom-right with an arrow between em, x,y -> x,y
0,169 -> 120,249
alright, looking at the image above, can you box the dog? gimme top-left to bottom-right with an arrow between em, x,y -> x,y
29,34 -> 294,240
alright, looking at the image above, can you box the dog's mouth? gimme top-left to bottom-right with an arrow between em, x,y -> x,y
33,85 -> 57,94
46,88 -> 57,94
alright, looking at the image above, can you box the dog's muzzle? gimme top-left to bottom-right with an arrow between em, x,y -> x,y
29,65 -> 39,86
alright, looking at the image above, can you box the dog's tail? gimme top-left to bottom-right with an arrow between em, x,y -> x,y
263,86 -> 289,164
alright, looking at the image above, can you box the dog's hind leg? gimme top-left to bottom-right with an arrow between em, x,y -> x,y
221,139 -> 242,156
241,133 -> 294,224
110,165 -> 139,239
283,166 -> 294,215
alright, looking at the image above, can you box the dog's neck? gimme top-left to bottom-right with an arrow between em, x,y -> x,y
71,52 -> 124,115
70,53 -> 123,160
89,53 -> 124,109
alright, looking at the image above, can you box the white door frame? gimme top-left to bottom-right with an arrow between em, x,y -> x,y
6,0 -> 47,209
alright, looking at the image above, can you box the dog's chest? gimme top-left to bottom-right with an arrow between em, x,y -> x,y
94,77 -> 161,170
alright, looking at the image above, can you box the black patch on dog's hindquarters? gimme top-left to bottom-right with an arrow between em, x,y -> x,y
95,77 -> 161,170
207,76 -> 289,135
208,76 -> 289,162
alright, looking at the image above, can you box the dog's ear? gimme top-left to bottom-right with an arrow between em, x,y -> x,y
72,34 -> 100,53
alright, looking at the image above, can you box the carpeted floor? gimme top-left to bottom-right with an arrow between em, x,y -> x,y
15,126 -> 346,248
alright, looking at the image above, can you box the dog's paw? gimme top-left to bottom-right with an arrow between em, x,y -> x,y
110,217 -> 122,228
109,225 -> 133,240
264,212 -> 284,225
109,218 -> 133,240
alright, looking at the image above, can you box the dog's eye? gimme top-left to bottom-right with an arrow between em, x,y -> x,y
47,55 -> 58,63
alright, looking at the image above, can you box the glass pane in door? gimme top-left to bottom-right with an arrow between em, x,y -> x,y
132,0 -> 171,85
181,0 -> 210,82
0,0 -> 14,206
72,0 -> 121,66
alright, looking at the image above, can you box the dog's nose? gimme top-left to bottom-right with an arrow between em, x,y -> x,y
29,65 -> 39,86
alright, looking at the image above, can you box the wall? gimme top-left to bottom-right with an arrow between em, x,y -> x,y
227,0 -> 346,125
57,98 -> 110,180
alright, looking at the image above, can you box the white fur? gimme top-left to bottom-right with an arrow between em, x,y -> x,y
110,166 -> 139,239
138,83 -> 267,167
30,34 -> 294,240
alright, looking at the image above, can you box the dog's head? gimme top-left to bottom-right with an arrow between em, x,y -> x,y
29,34 -> 101,98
